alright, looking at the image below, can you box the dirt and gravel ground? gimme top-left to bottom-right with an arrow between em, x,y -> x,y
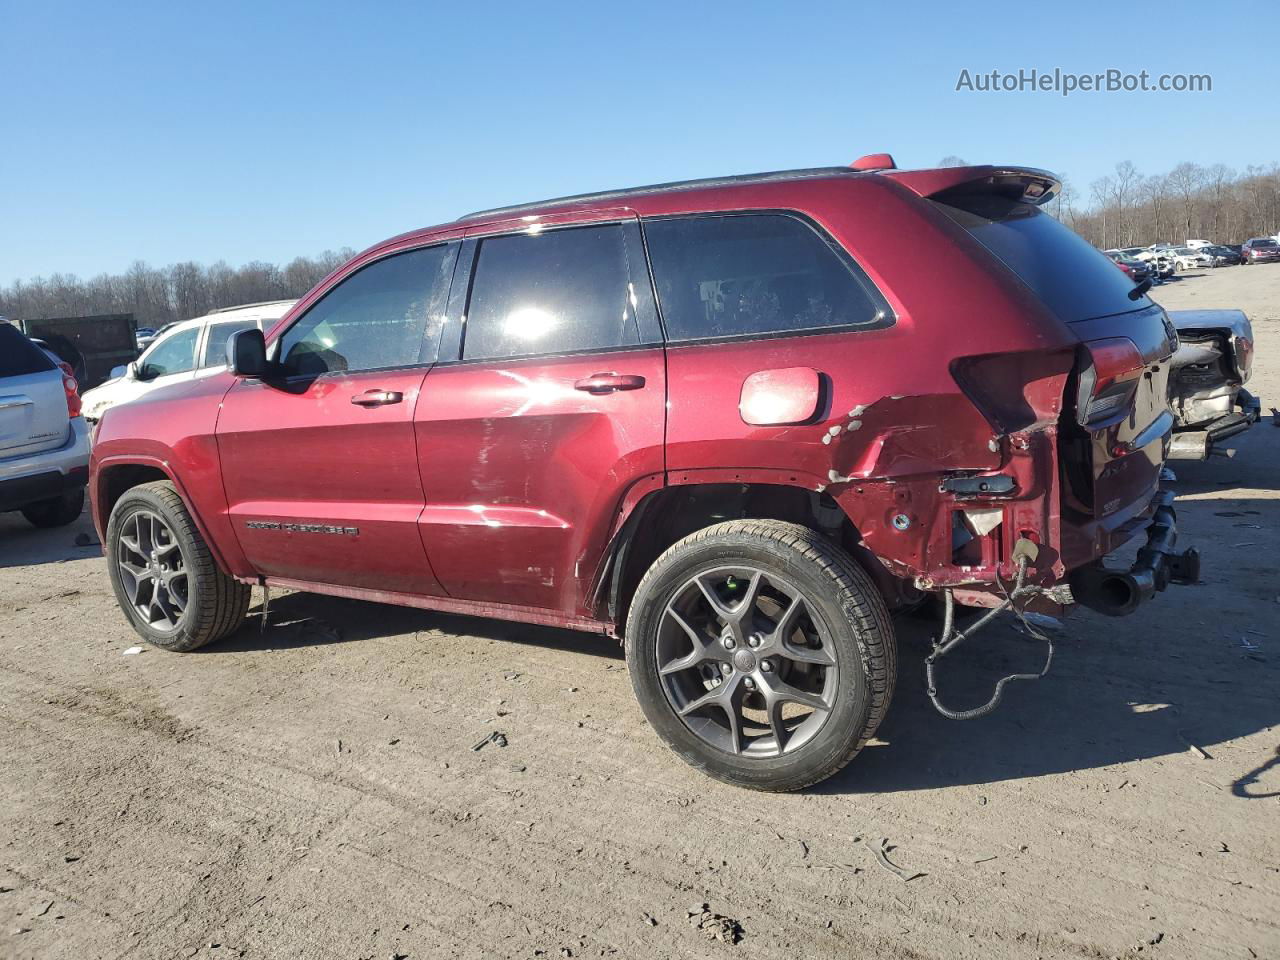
2,266 -> 1278,960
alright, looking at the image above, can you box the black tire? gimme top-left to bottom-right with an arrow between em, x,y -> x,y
21,487 -> 85,528
106,481 -> 250,651
624,520 -> 896,792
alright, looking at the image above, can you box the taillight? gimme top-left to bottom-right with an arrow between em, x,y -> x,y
57,361 -> 82,419
1076,338 -> 1144,426
1235,335 -> 1254,382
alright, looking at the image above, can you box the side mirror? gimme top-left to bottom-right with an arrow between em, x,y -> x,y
227,328 -> 269,377
109,364 -> 128,380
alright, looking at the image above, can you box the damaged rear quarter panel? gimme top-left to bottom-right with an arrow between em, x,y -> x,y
656,176 -> 1078,587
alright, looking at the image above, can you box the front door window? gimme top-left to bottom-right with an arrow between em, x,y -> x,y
139,327 -> 198,379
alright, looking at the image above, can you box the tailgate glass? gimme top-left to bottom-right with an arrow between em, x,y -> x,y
1,325 -> 57,377
931,195 -> 1152,324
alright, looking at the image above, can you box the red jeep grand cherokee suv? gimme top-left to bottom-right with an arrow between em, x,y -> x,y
90,158 -> 1196,791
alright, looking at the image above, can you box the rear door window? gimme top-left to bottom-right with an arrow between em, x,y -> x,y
642,213 -> 889,342
0,325 -> 56,377
462,224 -> 642,361
933,195 -> 1151,322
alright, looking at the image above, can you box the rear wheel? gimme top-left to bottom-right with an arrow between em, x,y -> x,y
625,520 -> 895,792
21,487 -> 85,528
106,481 -> 250,651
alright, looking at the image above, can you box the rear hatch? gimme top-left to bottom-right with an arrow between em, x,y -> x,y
928,191 -> 1175,528
0,324 -> 71,459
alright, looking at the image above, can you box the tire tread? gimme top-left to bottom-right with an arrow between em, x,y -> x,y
107,481 -> 250,651
625,519 -> 895,792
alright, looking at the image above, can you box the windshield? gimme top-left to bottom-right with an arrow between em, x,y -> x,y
932,195 -> 1151,323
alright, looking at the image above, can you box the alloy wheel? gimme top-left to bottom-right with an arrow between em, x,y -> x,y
115,509 -> 189,632
656,566 -> 839,758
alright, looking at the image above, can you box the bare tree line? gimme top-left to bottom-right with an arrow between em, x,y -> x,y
1049,160 -> 1280,249
0,249 -> 355,328
6,157 -> 1280,327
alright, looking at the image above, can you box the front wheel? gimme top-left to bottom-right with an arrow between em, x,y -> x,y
106,481 -> 250,651
624,520 -> 896,792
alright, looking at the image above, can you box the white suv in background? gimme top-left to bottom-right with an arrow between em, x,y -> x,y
1,323 -> 90,527
81,300 -> 296,424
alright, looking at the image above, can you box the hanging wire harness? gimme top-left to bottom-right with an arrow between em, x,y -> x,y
925,538 -> 1057,721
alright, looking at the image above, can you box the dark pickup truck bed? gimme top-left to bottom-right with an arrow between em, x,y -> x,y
19,314 -> 137,390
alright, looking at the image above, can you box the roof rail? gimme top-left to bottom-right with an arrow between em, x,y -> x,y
206,299 -> 296,315
456,166 -> 860,222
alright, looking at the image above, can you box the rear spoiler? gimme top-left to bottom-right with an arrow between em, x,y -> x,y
883,165 -> 1061,206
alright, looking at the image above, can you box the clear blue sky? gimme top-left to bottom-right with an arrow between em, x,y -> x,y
2,0 -> 1275,284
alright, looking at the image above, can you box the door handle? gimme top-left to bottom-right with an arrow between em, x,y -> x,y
573,373 -> 646,394
350,390 -> 404,407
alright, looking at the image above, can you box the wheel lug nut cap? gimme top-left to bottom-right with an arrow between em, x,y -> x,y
722,637 -> 735,649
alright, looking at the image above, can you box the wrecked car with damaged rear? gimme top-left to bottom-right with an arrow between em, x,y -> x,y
89,156 -> 1198,792
1164,309 -> 1260,460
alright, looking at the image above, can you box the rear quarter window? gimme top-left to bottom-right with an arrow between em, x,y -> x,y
642,213 -> 890,342
932,195 -> 1149,323
0,324 -> 56,377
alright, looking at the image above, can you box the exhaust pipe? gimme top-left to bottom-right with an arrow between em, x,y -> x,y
1069,491 -> 1199,617
1069,566 -> 1154,617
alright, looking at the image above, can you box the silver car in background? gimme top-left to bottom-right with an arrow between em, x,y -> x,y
0,322 -> 90,527
1170,247 -> 1216,272
1165,309 -> 1260,460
